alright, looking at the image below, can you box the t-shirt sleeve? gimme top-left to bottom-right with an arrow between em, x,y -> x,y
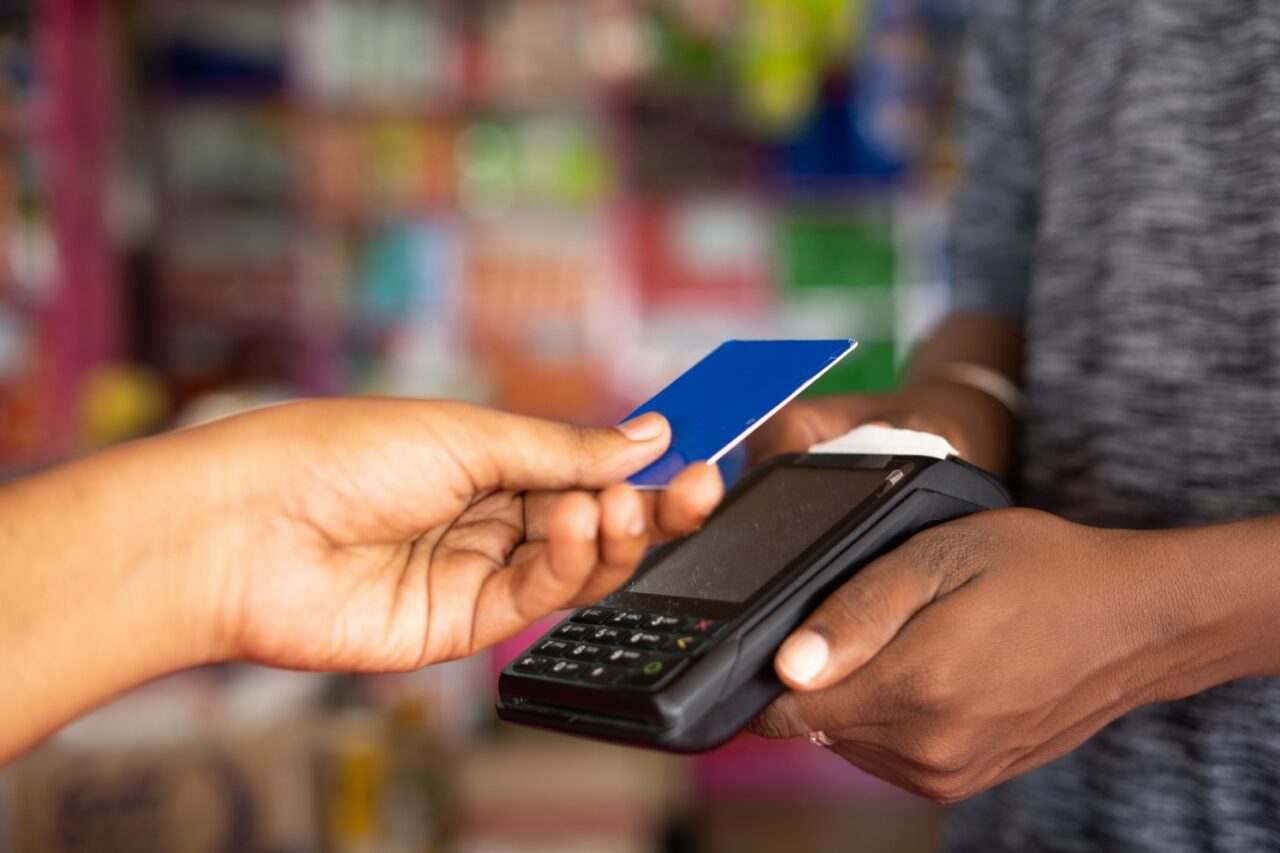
947,0 -> 1037,324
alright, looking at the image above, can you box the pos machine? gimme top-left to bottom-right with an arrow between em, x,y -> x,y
497,427 -> 1012,752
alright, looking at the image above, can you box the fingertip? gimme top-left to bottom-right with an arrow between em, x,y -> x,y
569,484 -> 647,606
775,629 -> 831,690
561,415 -> 672,491
690,461 -> 725,508
600,482 -> 645,539
616,412 -> 670,443
548,490 -> 600,545
663,461 -> 724,529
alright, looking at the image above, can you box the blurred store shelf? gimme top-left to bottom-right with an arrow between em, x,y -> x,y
0,1 -> 969,850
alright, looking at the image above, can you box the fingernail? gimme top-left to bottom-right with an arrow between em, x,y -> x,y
617,413 -> 667,442
777,630 -> 828,686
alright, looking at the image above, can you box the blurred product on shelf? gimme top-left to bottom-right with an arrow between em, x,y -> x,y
2,661 -> 490,853
737,0 -> 863,133
463,215 -> 627,420
109,0 -> 964,434
75,361 -> 168,448
451,733 -> 689,853
0,11 -> 61,472
36,0 -> 961,674
293,1 -> 456,111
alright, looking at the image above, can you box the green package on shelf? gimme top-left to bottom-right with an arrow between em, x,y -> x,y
777,208 -> 896,292
802,338 -> 899,395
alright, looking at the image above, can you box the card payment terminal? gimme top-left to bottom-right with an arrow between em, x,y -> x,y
497,451 -> 1011,753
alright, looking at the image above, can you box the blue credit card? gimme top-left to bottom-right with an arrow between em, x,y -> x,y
622,339 -> 857,488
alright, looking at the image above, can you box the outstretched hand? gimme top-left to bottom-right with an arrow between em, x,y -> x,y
202,399 -> 723,671
0,398 -> 723,761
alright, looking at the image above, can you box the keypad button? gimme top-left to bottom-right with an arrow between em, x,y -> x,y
534,639 -> 573,657
578,663 -> 624,685
625,631 -> 664,649
687,618 -> 720,635
571,607 -> 614,625
589,627 -> 623,645
513,655 -> 552,674
644,615 -> 684,631
553,623 -> 591,641
664,635 -> 705,655
604,647 -> 644,666
620,656 -> 681,687
545,659 -> 585,680
608,611 -> 646,628
567,643 -> 604,661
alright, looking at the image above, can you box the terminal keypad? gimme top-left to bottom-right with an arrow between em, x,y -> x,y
511,607 -> 723,690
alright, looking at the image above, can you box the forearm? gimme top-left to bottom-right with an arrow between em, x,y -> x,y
906,312 -> 1025,388
1123,515 -> 1280,702
0,431 -> 225,761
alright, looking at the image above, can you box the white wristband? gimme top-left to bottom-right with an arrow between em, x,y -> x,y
932,362 -> 1025,418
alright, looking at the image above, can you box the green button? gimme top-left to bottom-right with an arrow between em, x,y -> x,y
642,661 -> 664,677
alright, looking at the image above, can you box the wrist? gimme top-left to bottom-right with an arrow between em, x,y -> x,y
896,376 -> 1018,477
1105,521 -> 1280,705
134,423 -> 251,668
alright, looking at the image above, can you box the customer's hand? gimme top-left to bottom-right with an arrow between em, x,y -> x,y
749,509 -> 1242,802
196,400 -> 722,670
0,398 -> 723,761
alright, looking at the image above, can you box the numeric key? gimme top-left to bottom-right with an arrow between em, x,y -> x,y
578,664 -> 624,685
571,607 -> 614,625
535,639 -> 572,657
568,643 -> 605,661
604,647 -> 644,666
545,659 -> 585,680
625,631 -> 664,649
644,615 -> 684,631
513,655 -> 552,674
589,627 -> 622,645
553,623 -> 591,641
609,611 -> 646,628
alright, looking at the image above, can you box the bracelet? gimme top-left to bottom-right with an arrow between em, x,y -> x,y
929,362 -> 1025,418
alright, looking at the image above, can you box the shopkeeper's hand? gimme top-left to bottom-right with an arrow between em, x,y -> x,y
0,398 -> 722,762
746,381 -> 1013,478
747,313 -> 1027,478
749,509 -> 1269,802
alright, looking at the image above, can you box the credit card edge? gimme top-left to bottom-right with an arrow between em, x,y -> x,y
703,338 -> 858,464
626,338 -> 858,488
618,339 -> 856,424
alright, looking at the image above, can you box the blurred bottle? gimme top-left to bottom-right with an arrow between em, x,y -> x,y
319,678 -> 454,853
738,0 -> 862,133
75,361 -> 169,449
382,699 -> 451,853
847,0 -> 930,179
321,701 -> 388,853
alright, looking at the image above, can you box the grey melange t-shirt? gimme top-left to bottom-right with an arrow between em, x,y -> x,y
942,1 -> 1280,850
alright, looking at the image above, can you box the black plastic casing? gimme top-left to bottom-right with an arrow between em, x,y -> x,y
496,453 -> 1012,753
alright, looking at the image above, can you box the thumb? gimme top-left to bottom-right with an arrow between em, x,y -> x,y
773,526 -> 979,691
454,407 -> 672,493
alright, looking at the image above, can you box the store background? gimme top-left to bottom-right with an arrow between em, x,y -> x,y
0,0 -> 968,850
